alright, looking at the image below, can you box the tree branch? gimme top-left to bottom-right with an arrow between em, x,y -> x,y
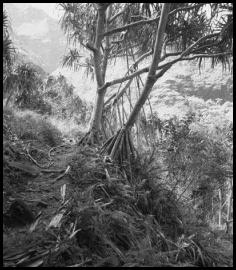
103,3 -> 206,37
181,51 -> 232,61
181,33 -> 220,57
156,51 -> 232,73
98,66 -> 149,92
104,78 -> 133,107
85,42 -> 97,53
160,51 -> 182,61
191,41 -> 221,54
109,7 -> 126,23
130,49 -> 153,69
104,16 -> 159,37
104,50 -> 153,105
98,30 -> 229,94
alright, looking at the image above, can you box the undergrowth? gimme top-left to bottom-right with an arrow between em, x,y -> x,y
35,145 -> 223,267
4,107 -> 63,147
2,99 -> 233,267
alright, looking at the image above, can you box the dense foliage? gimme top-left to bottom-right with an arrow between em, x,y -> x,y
3,3 -> 233,267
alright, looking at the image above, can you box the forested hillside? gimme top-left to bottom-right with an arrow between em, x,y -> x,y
3,3 -> 233,267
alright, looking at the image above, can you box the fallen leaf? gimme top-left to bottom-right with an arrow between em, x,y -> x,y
47,212 -> 64,229
60,184 -> 66,203
29,216 -> 41,233
25,259 -> 44,267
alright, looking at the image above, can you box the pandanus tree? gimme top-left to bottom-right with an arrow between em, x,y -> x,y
101,3 -> 171,163
14,63 -> 43,108
3,8 -> 16,104
60,3 -> 163,144
3,9 -> 15,76
60,3 -> 232,161
101,2 -> 233,163
60,3 -> 114,144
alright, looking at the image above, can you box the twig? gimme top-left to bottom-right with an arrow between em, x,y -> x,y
48,144 -> 71,160
67,259 -> 92,267
40,168 -> 65,173
26,149 -> 53,169
51,166 -> 71,183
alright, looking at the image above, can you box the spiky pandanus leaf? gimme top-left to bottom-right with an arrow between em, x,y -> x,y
62,48 -> 83,71
3,9 -> 15,76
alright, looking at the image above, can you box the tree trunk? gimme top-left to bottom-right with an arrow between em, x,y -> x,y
99,4 -> 171,161
125,3 -> 171,128
87,5 -> 110,135
89,88 -> 106,131
226,179 -> 232,222
5,87 -> 15,107
102,6 -> 112,81
218,188 -> 222,227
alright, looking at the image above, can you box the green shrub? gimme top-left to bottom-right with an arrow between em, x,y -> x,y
37,118 -> 63,147
5,109 -> 63,147
160,112 -> 232,225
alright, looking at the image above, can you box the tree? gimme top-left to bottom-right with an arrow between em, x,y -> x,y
14,63 -> 43,109
60,3 -> 232,151
3,9 -> 15,75
3,8 -> 16,104
101,3 -> 171,163
60,3 -> 112,144
4,73 -> 18,107
100,3 -> 233,162
60,3 -> 163,144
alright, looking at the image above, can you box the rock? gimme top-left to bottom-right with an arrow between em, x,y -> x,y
3,199 -> 35,227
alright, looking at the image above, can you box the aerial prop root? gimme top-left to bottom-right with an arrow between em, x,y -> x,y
78,129 -> 102,146
100,127 -> 135,164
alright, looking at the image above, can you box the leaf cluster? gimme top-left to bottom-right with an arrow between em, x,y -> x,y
3,9 -> 16,77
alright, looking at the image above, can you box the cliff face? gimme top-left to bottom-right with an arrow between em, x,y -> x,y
5,3 -> 66,73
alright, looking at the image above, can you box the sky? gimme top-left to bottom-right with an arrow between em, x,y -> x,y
12,3 -> 63,19
11,3 -> 224,24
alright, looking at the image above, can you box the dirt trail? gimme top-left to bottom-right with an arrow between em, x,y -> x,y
24,144 -> 75,217
3,143 -> 77,263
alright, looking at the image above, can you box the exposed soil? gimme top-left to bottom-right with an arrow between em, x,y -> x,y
3,142 -> 76,267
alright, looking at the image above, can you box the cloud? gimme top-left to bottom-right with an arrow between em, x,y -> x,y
12,3 -> 62,19
16,19 -> 49,38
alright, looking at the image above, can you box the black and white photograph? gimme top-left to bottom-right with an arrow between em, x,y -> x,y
3,3 -> 233,267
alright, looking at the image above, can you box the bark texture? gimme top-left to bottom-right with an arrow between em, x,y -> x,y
125,3 -> 171,128
88,5 -> 111,133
